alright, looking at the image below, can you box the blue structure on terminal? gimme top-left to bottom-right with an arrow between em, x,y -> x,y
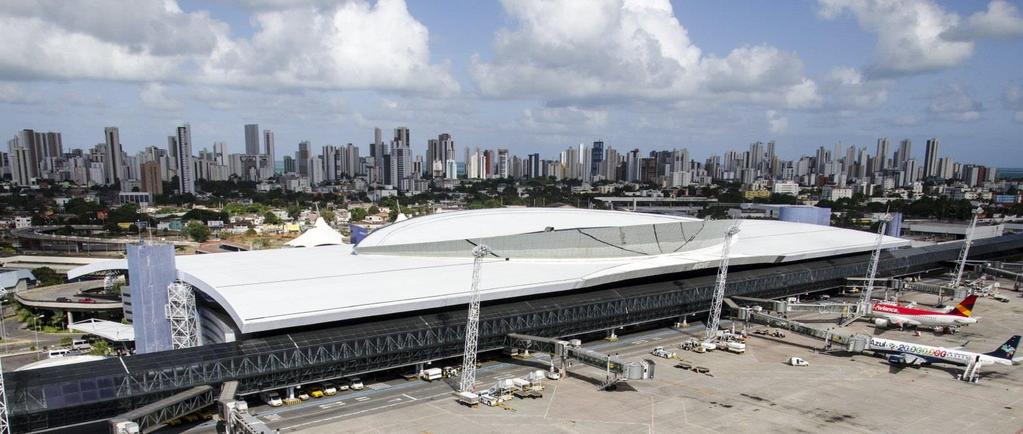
126,242 -> 176,354
779,206 -> 831,226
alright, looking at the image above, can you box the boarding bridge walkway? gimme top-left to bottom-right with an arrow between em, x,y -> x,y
506,333 -> 654,389
109,385 -> 214,434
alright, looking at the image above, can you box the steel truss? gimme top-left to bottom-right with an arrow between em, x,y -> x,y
8,233 -> 1023,432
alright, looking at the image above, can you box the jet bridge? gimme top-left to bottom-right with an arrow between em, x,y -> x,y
728,299 -> 870,352
506,333 -> 654,389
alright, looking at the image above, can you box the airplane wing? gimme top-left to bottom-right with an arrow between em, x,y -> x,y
886,353 -> 929,367
950,341 -> 971,351
900,353 -> 928,366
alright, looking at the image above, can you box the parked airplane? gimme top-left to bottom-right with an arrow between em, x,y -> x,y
869,295 -> 978,329
868,335 -> 1020,377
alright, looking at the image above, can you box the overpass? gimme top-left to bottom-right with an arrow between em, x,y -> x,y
14,280 -> 121,312
11,225 -> 194,253
6,233 -> 1023,432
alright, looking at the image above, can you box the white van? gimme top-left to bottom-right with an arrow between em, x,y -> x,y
71,339 -> 92,351
48,349 -> 70,358
349,377 -> 364,390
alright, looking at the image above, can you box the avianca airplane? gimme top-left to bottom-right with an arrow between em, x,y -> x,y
869,295 -> 978,328
869,335 -> 1020,372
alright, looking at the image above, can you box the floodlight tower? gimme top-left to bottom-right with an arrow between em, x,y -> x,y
705,222 -> 741,343
165,281 -> 200,349
950,207 -> 983,291
459,244 -> 490,393
857,213 -> 892,314
0,357 -> 9,434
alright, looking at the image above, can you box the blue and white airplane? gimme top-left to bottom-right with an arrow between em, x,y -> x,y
867,335 -> 1020,373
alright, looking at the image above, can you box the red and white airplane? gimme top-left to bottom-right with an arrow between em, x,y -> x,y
869,295 -> 978,328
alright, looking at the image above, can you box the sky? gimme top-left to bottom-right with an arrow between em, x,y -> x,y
1,0 -> 1022,166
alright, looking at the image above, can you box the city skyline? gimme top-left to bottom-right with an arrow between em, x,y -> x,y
0,1 -> 1021,165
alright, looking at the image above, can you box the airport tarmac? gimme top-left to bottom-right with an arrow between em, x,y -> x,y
178,278 -> 1023,434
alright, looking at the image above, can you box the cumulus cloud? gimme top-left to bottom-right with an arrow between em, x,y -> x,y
943,0 -> 1023,40
1006,82 -> 1023,122
818,0 -> 973,76
139,83 -> 182,111
523,106 -> 609,132
819,67 -> 890,111
766,110 -> 788,134
203,0 -> 458,94
0,81 -> 38,105
928,84 -> 983,122
0,0 -> 456,95
471,0 -> 819,109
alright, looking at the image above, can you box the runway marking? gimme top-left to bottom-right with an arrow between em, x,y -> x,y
317,401 -> 346,409
367,382 -> 390,390
280,392 -> 450,431
631,339 -> 649,345
263,414 -> 282,422
387,397 -> 402,403
402,394 -> 417,401
355,396 -> 371,402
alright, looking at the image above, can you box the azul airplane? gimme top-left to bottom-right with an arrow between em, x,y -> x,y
868,335 -> 1020,373
869,295 -> 978,329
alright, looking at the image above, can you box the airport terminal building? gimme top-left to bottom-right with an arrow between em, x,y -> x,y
9,209 -> 1023,431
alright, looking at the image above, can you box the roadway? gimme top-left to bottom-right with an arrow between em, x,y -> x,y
14,280 -> 121,311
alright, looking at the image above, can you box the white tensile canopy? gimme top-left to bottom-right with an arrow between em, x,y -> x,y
286,217 -> 347,248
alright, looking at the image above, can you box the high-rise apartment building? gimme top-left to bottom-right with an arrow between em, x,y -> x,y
244,124 -> 260,155
104,127 -> 123,185
141,160 -> 163,195
924,138 -> 940,178
175,124 -> 195,194
264,129 -> 275,173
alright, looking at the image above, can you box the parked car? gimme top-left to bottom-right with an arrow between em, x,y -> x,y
56,297 -> 71,303
263,391 -> 283,407
337,379 -> 350,391
349,377 -> 364,390
77,298 -> 96,304
322,382 -> 338,396
295,388 -> 310,400
308,385 -> 325,399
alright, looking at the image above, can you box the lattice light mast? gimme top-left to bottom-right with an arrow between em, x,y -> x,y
459,245 -> 490,393
950,207 -> 983,290
0,357 -> 9,434
165,281 -> 201,349
705,223 -> 741,342
857,213 -> 891,314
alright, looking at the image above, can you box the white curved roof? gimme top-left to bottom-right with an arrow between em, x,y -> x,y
70,209 -> 908,334
285,217 -> 346,248
358,208 -> 696,247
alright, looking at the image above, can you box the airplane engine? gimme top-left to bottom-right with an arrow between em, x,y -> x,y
886,354 -> 905,365
873,318 -> 889,328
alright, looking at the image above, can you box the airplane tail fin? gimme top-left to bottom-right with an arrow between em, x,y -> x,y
950,295 -> 977,317
985,336 -> 1020,360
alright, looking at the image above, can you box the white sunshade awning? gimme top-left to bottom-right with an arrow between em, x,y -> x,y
69,318 -> 135,342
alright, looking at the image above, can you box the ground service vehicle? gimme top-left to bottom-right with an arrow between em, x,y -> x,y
421,368 -> 443,381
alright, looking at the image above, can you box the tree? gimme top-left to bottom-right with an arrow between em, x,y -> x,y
368,205 -> 380,215
321,209 -> 336,223
32,267 -> 65,286
263,212 -> 281,225
89,340 -> 113,356
349,207 -> 367,222
185,221 -> 211,242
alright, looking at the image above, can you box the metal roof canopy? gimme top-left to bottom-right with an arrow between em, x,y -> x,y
69,318 -> 135,342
